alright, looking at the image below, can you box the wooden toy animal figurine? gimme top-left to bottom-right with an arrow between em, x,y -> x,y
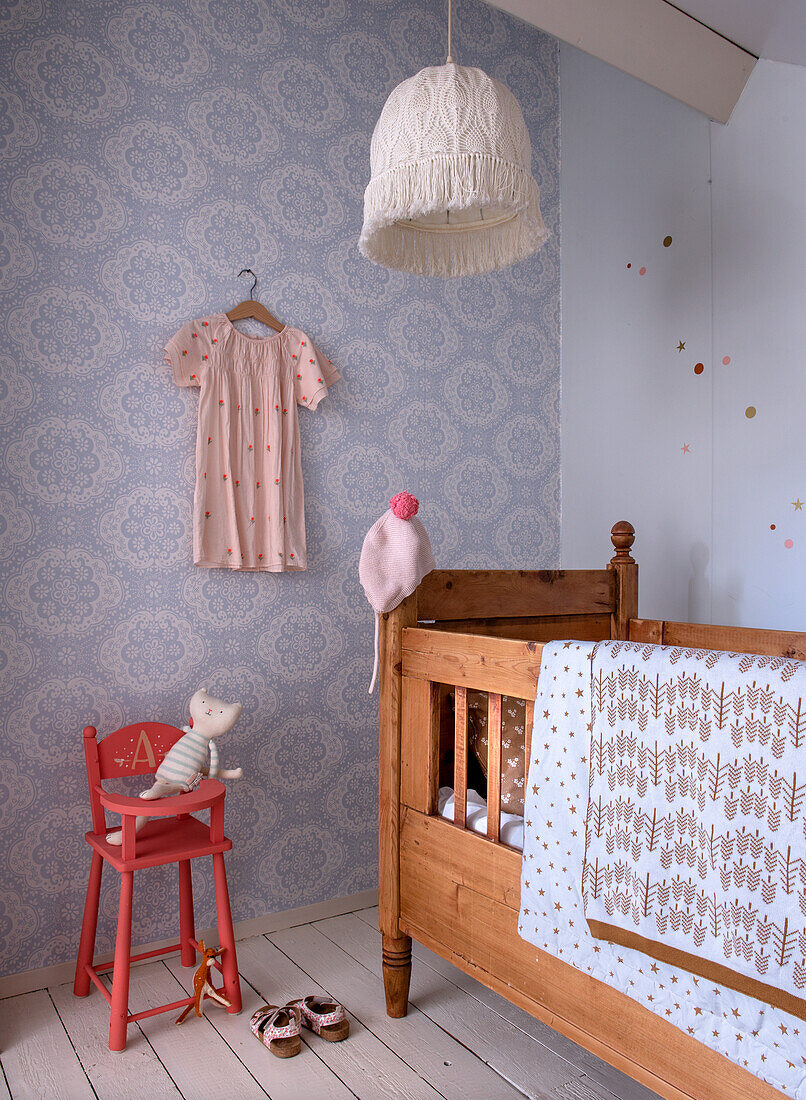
176,940 -> 231,1024
106,688 -> 243,844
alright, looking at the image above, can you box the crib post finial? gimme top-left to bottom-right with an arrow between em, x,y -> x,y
610,521 -> 636,564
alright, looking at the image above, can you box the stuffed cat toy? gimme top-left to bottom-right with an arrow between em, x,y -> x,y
106,688 -> 243,845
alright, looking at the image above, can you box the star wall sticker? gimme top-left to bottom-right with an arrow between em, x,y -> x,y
681,443 -> 691,454
793,499 -> 803,511
677,340 -> 686,352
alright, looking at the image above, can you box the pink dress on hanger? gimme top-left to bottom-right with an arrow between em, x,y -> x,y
164,313 -> 340,571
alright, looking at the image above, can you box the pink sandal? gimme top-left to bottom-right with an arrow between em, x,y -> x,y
291,995 -> 350,1042
250,1003 -> 302,1058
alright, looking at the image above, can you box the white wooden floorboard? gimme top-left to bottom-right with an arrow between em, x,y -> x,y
164,954 -> 356,1100
271,921 -> 523,1100
49,980 -> 180,1100
126,961 -> 267,1099
237,934 -> 442,1100
353,907 -> 661,1100
552,1081 -> 634,1100
0,908 -> 667,1100
315,912 -> 582,1100
0,990 -> 94,1100
408,938 -> 660,1100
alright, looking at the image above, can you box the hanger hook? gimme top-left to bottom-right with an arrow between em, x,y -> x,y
237,268 -> 258,300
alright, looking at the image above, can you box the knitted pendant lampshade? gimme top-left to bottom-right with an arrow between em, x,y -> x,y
359,61 -> 548,278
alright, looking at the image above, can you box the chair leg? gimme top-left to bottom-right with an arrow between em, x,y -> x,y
212,852 -> 241,1013
178,860 -> 196,966
73,852 -> 103,997
109,871 -> 133,1052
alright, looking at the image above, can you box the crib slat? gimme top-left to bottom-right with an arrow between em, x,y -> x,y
487,693 -> 502,843
454,686 -> 468,829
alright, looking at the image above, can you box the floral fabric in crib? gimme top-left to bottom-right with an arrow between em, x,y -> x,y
467,691 -> 527,814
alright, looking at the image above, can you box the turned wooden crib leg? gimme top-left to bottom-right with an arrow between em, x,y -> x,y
382,933 -> 412,1017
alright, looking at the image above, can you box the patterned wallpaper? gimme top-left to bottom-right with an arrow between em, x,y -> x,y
0,0 -> 559,977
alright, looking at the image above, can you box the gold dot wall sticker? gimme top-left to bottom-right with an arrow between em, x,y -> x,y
745,406 -> 757,419
627,232 -> 674,272
627,229 -> 680,281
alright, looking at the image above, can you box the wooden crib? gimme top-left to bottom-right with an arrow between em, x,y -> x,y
377,522 -> 806,1100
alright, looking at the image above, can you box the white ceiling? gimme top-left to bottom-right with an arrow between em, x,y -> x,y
673,0 -> 806,67
486,0 -> 755,120
486,0 -> 806,118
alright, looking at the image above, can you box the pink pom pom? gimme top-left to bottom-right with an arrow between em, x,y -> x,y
389,491 -> 419,520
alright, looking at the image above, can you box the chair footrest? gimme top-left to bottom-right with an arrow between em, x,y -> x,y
86,940 -> 195,1007
129,986 -> 229,1023
93,942 -> 184,974
85,961 -> 228,1024
85,965 -> 112,1005
129,995 -> 195,1022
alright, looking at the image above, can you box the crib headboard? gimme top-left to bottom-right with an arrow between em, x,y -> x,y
414,520 -> 638,643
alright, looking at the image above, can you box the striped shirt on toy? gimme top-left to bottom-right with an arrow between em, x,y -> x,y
156,727 -> 219,789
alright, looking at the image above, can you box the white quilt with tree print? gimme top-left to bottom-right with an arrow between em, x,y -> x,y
519,641 -> 806,1098
583,639 -> 806,1021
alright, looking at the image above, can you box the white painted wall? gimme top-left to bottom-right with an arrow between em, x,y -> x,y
561,51 -> 806,630
710,61 -> 806,629
561,46 -> 713,620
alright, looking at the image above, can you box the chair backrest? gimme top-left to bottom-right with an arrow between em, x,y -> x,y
83,722 -> 186,834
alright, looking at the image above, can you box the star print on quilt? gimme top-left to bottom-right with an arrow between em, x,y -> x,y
518,641 -> 806,1098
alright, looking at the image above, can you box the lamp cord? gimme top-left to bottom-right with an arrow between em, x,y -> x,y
446,0 -> 453,63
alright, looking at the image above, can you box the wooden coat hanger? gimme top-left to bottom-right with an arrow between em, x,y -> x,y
226,269 -> 284,332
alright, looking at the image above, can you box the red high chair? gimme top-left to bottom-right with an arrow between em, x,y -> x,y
73,722 -> 242,1051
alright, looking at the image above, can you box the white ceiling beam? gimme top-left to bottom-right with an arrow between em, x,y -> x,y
485,0 -> 756,122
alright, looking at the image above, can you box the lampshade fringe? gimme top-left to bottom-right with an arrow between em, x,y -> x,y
359,152 -> 548,277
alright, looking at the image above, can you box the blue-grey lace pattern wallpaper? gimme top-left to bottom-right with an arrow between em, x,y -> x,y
0,0 -> 559,977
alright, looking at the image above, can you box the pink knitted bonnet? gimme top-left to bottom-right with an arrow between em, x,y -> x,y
360,492 -> 435,693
